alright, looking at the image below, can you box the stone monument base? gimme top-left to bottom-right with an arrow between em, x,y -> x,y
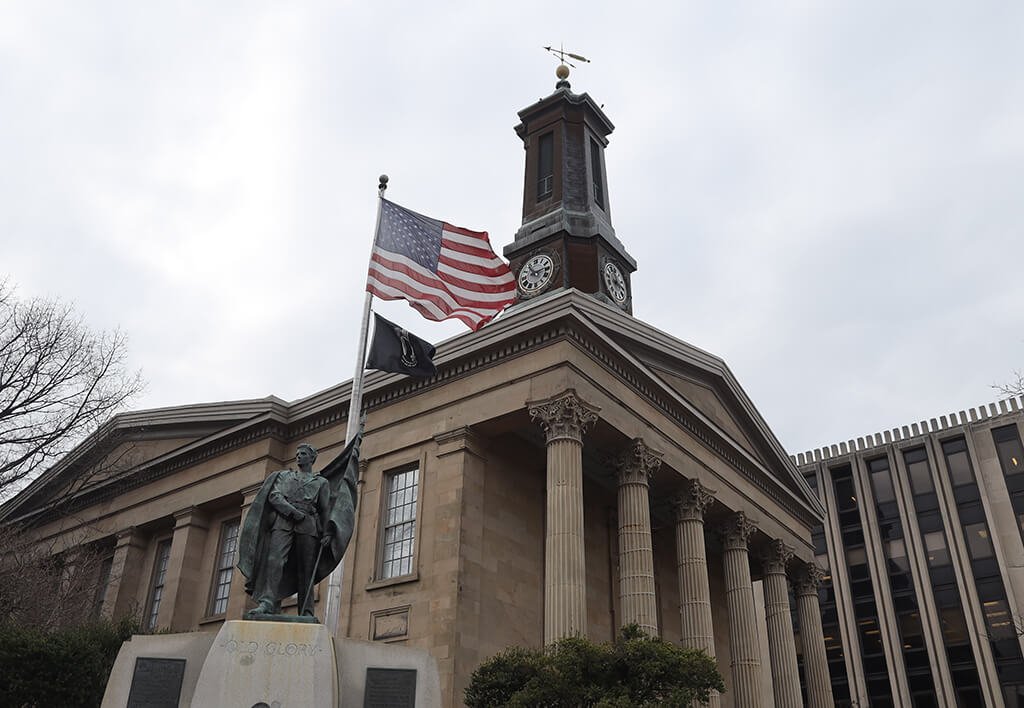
192,620 -> 337,707
101,621 -> 441,706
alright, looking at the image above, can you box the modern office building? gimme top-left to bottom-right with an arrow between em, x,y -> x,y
0,75 -> 833,707
795,396 -> 1024,707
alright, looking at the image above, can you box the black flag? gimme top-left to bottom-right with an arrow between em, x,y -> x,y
366,313 -> 437,377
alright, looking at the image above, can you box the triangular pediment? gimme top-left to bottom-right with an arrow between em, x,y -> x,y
644,364 -> 767,465
495,291 -> 824,519
0,397 -> 288,523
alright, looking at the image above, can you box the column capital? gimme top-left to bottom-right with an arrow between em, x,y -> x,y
114,526 -> 145,549
614,438 -> 662,486
172,505 -> 208,530
793,562 -> 825,597
718,511 -> 756,551
528,389 -> 600,444
759,539 -> 794,575
673,478 -> 715,522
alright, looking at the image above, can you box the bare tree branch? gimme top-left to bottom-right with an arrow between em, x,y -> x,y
0,281 -> 144,498
993,370 -> 1024,399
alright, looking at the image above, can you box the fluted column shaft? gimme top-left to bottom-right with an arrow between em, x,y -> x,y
529,390 -> 599,644
795,564 -> 835,708
720,512 -> 760,707
615,439 -> 662,635
674,479 -> 719,708
761,540 -> 802,708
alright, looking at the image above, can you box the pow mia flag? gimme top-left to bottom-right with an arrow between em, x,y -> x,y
366,313 -> 437,377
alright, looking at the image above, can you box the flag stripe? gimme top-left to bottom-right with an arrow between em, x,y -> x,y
368,199 -> 516,331
367,280 -> 486,329
370,251 -> 515,304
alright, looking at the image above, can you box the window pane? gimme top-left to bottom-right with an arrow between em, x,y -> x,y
146,540 -> 172,631
380,468 -> 419,580
964,523 -> 995,560
209,520 -> 240,615
942,438 -> 976,487
924,532 -> 950,568
994,425 -> 1024,476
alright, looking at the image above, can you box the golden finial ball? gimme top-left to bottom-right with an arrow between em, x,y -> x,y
555,64 -> 570,80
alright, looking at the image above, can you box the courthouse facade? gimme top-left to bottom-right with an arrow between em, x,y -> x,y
6,75 -> 976,708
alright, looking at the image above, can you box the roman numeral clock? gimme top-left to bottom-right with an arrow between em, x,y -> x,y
505,60 -> 637,314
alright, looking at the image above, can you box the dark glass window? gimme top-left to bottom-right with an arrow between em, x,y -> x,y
942,438 -> 975,486
590,138 -> 604,208
923,532 -> 950,567
964,523 -> 995,560
994,425 -> 1024,476
904,448 -> 935,495
869,457 -> 897,503
537,132 -> 554,200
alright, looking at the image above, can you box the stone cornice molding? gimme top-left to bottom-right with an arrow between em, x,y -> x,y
614,438 -> 662,486
673,478 -> 715,522
718,511 -> 756,551
528,389 -> 600,444
759,539 -> 795,575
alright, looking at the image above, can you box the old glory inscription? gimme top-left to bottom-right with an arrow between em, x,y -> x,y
219,635 -> 324,661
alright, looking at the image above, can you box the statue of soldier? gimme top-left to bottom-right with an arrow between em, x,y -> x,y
237,432 -> 360,620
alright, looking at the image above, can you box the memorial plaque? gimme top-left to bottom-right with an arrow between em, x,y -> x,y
364,667 -> 417,708
126,657 -> 186,708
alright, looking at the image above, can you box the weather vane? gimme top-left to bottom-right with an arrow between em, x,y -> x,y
543,44 -> 590,88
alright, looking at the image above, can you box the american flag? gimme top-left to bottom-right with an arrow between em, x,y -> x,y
366,199 -> 516,331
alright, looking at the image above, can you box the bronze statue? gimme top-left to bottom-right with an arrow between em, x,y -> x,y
237,431 -> 360,621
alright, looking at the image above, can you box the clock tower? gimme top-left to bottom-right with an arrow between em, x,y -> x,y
504,67 -> 637,313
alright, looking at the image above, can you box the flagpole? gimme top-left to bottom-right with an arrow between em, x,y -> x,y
323,174 -> 388,632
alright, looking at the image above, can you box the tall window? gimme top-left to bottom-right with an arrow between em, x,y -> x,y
994,425 -> 1024,476
146,540 -> 172,631
590,138 -> 604,208
209,519 -> 240,616
380,468 -> 419,580
91,553 -> 114,618
537,132 -> 554,200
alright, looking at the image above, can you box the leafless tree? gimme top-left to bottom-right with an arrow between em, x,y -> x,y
0,281 -> 143,499
0,522 -> 120,629
993,370 -> 1024,399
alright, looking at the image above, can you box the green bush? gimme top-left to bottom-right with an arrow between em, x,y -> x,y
465,625 -> 725,707
0,616 -> 137,708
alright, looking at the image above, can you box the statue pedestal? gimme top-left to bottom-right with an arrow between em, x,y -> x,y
192,620 -> 337,707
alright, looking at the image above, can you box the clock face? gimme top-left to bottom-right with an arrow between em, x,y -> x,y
603,262 -> 628,303
518,253 -> 555,296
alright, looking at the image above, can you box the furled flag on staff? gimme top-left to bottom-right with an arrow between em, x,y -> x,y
365,313 -> 437,377
366,199 -> 516,331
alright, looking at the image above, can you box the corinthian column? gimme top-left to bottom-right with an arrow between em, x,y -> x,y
529,390 -> 599,643
719,511 -> 760,707
794,564 -> 835,708
760,540 -> 802,708
614,438 -> 662,636
673,478 -> 719,708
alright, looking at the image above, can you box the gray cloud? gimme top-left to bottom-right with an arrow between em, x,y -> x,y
2,2 -> 1021,455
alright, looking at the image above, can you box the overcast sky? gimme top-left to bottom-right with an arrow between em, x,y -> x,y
2,2 -> 1022,455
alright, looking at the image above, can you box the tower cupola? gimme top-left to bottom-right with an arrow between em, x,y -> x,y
504,65 -> 637,313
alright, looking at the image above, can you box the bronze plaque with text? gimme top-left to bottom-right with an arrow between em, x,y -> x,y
364,667 -> 417,707
127,657 -> 186,708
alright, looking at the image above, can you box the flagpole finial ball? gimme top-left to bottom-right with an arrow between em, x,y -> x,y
378,174 -> 389,189
555,64 -> 570,80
